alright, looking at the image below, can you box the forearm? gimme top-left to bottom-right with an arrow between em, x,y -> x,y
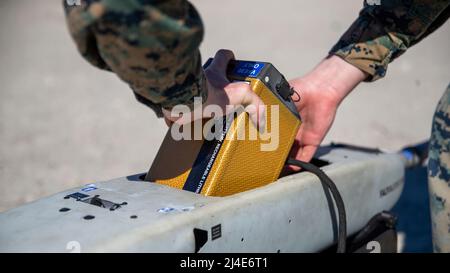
63,0 -> 206,116
330,0 -> 450,81
297,55 -> 367,106
286,1 -> 449,164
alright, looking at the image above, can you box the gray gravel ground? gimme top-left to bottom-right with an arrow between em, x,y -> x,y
0,0 -> 448,252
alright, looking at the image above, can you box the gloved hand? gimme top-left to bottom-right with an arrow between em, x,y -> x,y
163,49 -> 265,130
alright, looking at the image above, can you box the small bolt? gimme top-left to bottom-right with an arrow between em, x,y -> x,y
83,215 -> 95,220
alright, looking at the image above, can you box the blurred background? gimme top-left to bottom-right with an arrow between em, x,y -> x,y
0,0 -> 448,252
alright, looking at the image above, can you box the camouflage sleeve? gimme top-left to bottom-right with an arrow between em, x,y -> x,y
330,0 -> 450,81
63,0 -> 206,117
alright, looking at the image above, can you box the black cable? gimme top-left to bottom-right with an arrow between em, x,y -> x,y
286,158 -> 347,253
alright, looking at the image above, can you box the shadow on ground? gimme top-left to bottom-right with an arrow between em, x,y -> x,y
392,166 -> 433,253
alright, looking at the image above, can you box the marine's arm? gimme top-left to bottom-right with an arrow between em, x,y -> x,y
288,0 -> 450,166
63,0 -> 206,117
63,0 -> 265,126
330,0 -> 450,81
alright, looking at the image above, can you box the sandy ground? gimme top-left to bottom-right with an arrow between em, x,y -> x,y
0,0 -> 449,252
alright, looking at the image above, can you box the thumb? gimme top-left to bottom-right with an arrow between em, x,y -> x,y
207,49 -> 235,76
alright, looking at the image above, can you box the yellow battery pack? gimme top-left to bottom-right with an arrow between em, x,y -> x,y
145,60 -> 301,196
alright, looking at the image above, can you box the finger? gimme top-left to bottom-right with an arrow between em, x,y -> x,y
208,49 -> 235,75
164,117 -> 174,127
244,102 -> 266,132
280,165 -> 296,176
225,82 -> 266,130
297,145 -> 317,163
283,145 -> 317,173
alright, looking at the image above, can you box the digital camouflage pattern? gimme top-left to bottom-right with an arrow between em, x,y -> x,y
63,0 -> 206,117
330,0 -> 450,81
429,85 -> 450,252
63,0 -> 450,113
64,0 -> 450,251
331,0 -> 450,252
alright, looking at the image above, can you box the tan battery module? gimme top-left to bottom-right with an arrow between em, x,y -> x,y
145,60 -> 301,196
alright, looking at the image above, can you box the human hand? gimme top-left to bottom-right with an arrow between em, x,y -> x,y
285,55 -> 367,172
163,49 -> 265,129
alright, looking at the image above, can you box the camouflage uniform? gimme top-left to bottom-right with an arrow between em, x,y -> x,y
63,0 -> 206,117
64,0 -> 450,251
428,85 -> 450,252
330,0 -> 450,252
